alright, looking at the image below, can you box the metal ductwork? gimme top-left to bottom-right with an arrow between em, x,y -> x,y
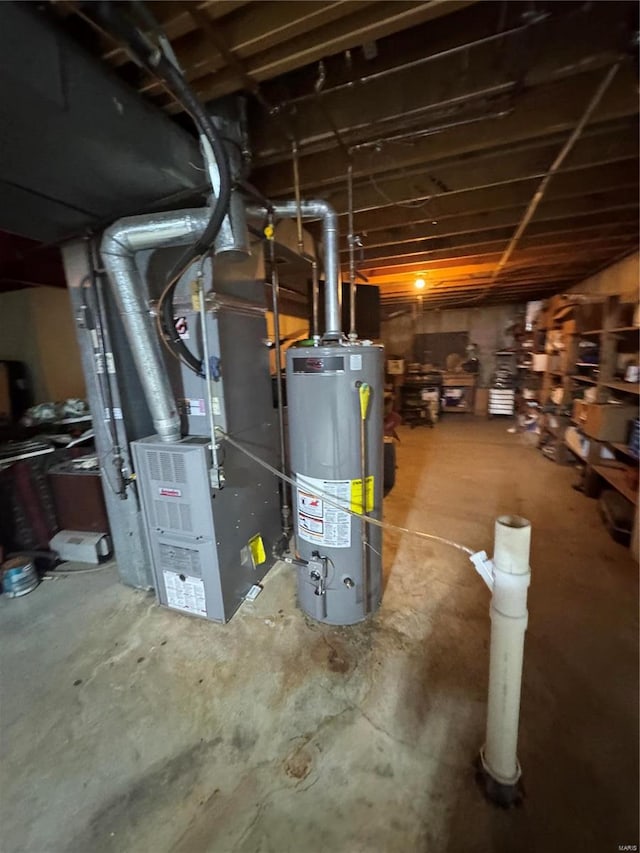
210,110 -> 250,261
101,198 -> 341,443
247,200 -> 341,339
101,207 -> 212,442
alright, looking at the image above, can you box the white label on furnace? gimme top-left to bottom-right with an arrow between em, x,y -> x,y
163,570 -> 207,616
186,398 -> 206,416
211,397 -> 221,416
350,354 -> 363,371
95,352 -> 115,374
296,475 -> 351,548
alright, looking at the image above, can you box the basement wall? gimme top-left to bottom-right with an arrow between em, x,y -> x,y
568,251 -> 639,301
380,303 -> 524,387
0,286 -> 85,403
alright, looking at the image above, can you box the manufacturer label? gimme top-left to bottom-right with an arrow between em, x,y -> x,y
95,352 -> 115,374
292,356 -> 345,374
159,487 -> 182,498
104,407 -> 123,420
350,354 -> 363,371
296,475 -> 351,548
185,398 -> 206,416
163,570 -> 206,616
159,544 -> 202,576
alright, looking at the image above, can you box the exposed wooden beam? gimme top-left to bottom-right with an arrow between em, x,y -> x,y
103,1 -> 249,65
165,1 -> 475,109
339,192 -> 639,251
250,3 -> 625,162
363,246 -> 633,284
141,2 -> 377,96
254,67 -> 638,196
321,125 -> 639,214
332,163 -> 638,236
349,214 -> 639,257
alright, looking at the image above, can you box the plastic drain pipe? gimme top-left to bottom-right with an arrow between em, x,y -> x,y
471,515 -> 531,806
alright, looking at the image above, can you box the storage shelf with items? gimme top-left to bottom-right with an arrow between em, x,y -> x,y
531,292 -> 639,549
516,321 -> 543,411
398,367 -> 442,428
441,373 -> 476,414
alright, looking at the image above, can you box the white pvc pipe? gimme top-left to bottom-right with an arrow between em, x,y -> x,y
481,515 -> 531,786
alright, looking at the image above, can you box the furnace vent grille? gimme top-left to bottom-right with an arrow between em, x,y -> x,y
147,451 -> 161,482
153,500 -> 193,534
146,450 -> 187,484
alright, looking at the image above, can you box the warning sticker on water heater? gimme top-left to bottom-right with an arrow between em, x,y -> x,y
296,475 -> 351,548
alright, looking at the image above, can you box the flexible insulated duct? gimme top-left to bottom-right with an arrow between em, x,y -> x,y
101,208 -> 211,442
102,198 -> 341,442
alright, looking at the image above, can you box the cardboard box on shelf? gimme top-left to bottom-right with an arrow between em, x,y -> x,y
387,359 -> 405,375
532,353 -> 548,372
572,400 -> 637,442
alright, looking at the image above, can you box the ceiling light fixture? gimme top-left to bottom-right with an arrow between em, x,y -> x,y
414,277 -> 426,290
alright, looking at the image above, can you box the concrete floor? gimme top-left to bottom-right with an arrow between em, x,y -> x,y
1,419 -> 638,853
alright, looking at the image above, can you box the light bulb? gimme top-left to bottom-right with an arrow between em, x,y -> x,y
414,277 -> 425,290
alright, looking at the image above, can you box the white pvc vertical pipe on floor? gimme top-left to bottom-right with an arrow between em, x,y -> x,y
481,515 -> 531,786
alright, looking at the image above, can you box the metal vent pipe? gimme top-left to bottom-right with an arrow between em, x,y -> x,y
101,198 -> 340,443
101,207 -> 212,442
247,200 -> 341,339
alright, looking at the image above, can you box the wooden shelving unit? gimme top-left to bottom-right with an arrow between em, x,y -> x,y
536,294 -> 639,551
611,442 -> 638,459
593,465 -> 637,506
604,380 -> 640,395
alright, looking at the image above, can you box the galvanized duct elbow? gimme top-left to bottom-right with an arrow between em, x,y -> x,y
101,208 -> 210,442
247,200 -> 341,340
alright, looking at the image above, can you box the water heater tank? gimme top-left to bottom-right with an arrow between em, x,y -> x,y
286,342 -> 384,625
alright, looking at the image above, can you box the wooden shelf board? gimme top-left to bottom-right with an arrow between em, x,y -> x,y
604,380 -> 640,395
593,464 -> 638,505
610,442 -> 639,460
576,327 -> 637,336
563,439 -> 586,461
570,375 -> 597,384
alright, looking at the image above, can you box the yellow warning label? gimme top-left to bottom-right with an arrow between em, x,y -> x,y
350,476 -> 374,514
190,279 -> 201,312
248,534 -> 266,566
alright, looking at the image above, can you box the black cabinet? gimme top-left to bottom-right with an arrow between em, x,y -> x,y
399,373 -> 442,427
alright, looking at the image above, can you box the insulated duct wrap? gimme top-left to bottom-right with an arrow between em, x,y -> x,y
102,199 -> 342,443
101,208 -> 211,442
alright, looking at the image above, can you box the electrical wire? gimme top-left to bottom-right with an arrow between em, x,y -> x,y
89,2 -> 231,376
154,264 -> 198,370
219,430 -> 475,557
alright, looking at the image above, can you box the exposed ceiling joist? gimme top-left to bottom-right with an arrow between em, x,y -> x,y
34,0 -> 640,307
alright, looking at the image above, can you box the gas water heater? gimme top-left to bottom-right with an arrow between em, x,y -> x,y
286,341 -> 384,625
